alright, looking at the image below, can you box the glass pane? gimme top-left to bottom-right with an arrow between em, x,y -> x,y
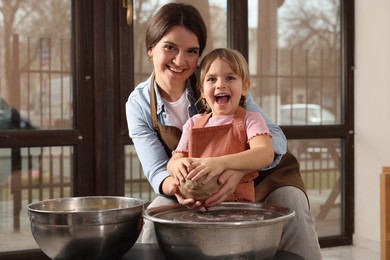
0,146 -> 73,252
249,0 -> 343,238
0,0 -> 73,130
133,0 -> 227,85
124,145 -> 156,202
248,0 -> 341,126
288,139 -> 342,237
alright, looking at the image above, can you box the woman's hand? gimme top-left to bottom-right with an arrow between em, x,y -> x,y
204,169 -> 247,207
169,181 -> 207,211
163,175 -> 207,211
174,192 -> 207,212
187,157 -> 225,183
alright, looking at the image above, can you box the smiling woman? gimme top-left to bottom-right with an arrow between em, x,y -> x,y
124,1 -> 229,206
125,3 -> 322,259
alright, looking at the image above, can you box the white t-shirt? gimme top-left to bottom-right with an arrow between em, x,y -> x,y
162,91 -> 189,131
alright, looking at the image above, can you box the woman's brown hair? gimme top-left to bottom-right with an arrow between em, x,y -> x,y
145,3 -> 207,56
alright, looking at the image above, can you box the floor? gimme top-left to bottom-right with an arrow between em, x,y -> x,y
321,245 -> 380,260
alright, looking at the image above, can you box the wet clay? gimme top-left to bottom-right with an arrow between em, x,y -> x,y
179,175 -> 221,201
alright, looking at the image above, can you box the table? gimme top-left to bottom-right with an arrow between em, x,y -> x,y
121,243 -> 304,260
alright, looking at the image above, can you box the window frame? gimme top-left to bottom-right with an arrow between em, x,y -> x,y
0,0 -> 354,258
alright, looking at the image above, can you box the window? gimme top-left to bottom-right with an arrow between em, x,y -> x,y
247,0 -> 353,246
0,0 -> 354,257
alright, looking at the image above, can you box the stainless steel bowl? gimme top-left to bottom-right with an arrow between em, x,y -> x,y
144,202 -> 295,260
27,196 -> 146,260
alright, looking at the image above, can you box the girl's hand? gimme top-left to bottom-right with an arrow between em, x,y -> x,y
187,157 -> 225,183
168,157 -> 194,183
204,169 -> 247,207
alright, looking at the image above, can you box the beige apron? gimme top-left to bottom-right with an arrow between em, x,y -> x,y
149,75 -> 182,155
188,107 -> 258,202
149,74 -> 307,202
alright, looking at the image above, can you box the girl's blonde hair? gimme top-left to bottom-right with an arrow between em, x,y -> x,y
197,48 -> 250,112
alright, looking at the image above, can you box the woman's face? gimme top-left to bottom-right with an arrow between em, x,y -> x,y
148,26 -> 200,99
202,58 -> 249,116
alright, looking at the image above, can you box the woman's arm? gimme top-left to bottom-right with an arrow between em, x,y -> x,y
245,91 -> 287,169
126,95 -> 170,195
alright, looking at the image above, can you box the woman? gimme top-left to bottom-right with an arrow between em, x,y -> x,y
125,3 -> 322,259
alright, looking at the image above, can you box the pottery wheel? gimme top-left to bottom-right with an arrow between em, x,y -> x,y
173,209 -> 266,222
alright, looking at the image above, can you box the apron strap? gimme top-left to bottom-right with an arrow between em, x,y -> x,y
234,107 -> 246,121
149,72 -> 160,133
149,72 -> 182,157
193,112 -> 212,128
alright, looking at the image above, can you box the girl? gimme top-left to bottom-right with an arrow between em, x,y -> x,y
168,48 -> 274,203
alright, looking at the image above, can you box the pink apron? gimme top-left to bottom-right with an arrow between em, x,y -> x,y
188,107 -> 258,202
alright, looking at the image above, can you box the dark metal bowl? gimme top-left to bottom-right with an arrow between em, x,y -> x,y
27,196 -> 146,260
144,202 -> 295,260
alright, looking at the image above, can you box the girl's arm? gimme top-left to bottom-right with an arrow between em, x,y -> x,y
188,134 -> 274,183
223,134 -> 274,170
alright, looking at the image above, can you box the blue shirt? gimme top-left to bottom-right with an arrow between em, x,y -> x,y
125,73 -> 287,195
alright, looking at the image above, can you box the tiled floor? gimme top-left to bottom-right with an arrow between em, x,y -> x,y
321,245 -> 380,260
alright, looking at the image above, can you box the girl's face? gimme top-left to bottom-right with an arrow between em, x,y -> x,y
148,26 -> 200,100
202,58 -> 249,116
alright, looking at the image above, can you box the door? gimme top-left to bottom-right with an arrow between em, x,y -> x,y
0,0 -> 111,257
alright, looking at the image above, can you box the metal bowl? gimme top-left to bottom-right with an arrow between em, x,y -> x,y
27,196 -> 146,260
144,202 -> 295,260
